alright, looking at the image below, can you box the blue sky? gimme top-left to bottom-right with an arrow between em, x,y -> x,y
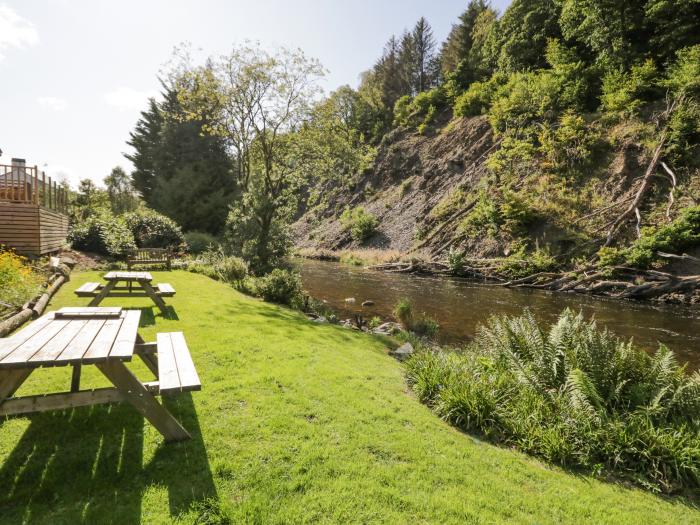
0,0 -> 510,188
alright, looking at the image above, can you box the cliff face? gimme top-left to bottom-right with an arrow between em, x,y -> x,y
292,116 -> 495,253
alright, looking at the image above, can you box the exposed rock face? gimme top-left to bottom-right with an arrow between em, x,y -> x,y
292,116 -> 495,254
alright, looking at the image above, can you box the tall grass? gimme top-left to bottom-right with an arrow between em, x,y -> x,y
406,309 -> 700,494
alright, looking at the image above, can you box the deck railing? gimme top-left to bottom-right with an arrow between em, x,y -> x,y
0,164 -> 68,214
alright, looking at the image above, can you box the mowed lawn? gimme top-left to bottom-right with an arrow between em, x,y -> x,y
0,271 -> 697,524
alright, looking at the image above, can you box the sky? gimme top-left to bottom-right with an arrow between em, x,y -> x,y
0,0 -> 510,188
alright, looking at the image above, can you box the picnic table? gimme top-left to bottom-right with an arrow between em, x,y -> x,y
75,271 -> 175,315
0,307 -> 200,442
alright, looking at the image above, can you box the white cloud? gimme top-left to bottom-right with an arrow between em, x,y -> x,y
0,5 -> 39,61
37,96 -> 67,111
103,87 -> 156,112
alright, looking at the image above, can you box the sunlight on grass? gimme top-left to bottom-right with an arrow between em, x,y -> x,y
0,271 -> 697,523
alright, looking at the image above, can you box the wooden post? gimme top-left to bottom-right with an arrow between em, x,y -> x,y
53,180 -> 57,210
48,176 -> 53,210
42,171 -> 47,207
33,166 -> 39,204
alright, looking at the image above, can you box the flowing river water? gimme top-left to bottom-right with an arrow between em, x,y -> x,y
296,258 -> 700,369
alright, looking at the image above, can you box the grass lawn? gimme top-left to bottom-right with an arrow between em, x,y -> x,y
0,270 -> 698,524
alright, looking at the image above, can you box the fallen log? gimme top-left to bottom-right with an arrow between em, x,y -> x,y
0,308 -> 33,337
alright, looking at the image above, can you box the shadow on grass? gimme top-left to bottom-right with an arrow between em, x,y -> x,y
0,393 -> 217,523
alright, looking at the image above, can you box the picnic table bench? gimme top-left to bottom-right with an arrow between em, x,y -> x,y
75,271 -> 174,315
0,307 -> 200,442
127,248 -> 172,271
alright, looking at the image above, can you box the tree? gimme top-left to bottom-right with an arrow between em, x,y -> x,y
559,0 -> 646,70
125,85 -> 235,234
440,1 -> 491,76
411,17 -> 438,93
176,43 -> 325,272
73,178 -> 108,220
487,0 -> 562,73
104,166 -> 137,214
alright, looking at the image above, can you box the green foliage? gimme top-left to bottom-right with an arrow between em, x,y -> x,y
256,269 -> 304,306
393,88 -> 446,130
126,88 -> 235,235
340,207 -> 379,243
538,111 -> 601,169
447,248 -> 466,274
598,205 -> 700,268
68,212 -> 136,257
0,247 -> 42,311
498,247 -> 557,278
185,231 -> 219,254
412,315 -> 440,338
406,309 -> 700,492
104,166 -> 138,215
462,192 -> 501,236
123,210 -> 185,250
601,60 -> 660,118
462,191 -> 538,238
393,298 -> 414,328
452,73 -> 507,117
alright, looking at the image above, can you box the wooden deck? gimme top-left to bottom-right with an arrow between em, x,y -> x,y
0,161 -> 69,256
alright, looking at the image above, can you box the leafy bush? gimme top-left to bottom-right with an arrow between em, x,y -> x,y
412,316 -> 440,338
68,212 -> 136,257
601,60 -> 660,118
406,309 -> 700,493
0,247 -> 42,311
447,248 -> 466,274
538,112 -> 601,169
256,269 -> 304,306
597,205 -> 700,268
214,256 -> 248,284
393,298 -> 414,328
340,207 -> 379,243
185,231 -> 219,254
453,73 -> 508,117
394,88 -> 446,130
123,210 -> 185,250
498,247 -> 557,279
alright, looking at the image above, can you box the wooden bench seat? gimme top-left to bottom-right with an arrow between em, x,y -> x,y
75,282 -> 101,297
156,283 -> 176,297
127,248 -> 172,270
156,332 -> 201,394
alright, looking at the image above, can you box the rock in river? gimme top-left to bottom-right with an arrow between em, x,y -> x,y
390,342 -> 414,361
362,300 -> 375,307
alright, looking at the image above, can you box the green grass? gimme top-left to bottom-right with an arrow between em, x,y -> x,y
0,271 -> 698,524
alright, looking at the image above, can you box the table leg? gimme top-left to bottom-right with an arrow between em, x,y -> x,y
89,280 -> 117,307
140,280 -> 168,315
96,360 -> 190,442
70,365 -> 82,392
0,368 -> 33,403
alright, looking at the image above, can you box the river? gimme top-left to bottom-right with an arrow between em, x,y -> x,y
296,258 -> 700,369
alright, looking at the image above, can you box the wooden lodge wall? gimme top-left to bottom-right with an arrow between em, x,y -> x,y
0,202 -> 69,256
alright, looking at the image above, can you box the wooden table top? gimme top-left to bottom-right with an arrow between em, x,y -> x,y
0,308 -> 141,369
104,271 -> 153,281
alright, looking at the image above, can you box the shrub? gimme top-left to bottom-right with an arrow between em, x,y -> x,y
412,315 -> 440,338
123,210 -> 185,250
68,212 -> 136,257
185,231 -> 219,254
453,73 -> 508,118
214,256 -> 248,285
393,298 -> 414,328
447,248 -> 465,274
498,247 -> 557,279
597,205 -> 700,268
256,269 -> 304,306
394,88 -> 446,130
340,207 -> 379,243
0,247 -> 42,311
601,60 -> 660,118
406,309 -> 700,493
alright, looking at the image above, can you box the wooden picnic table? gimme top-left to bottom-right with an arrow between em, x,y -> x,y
0,307 -> 200,442
76,271 -> 175,315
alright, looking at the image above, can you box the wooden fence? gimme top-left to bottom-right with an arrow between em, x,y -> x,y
0,163 -> 68,213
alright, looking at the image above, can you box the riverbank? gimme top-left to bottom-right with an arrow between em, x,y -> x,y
1,270 -> 698,523
296,247 -> 700,306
